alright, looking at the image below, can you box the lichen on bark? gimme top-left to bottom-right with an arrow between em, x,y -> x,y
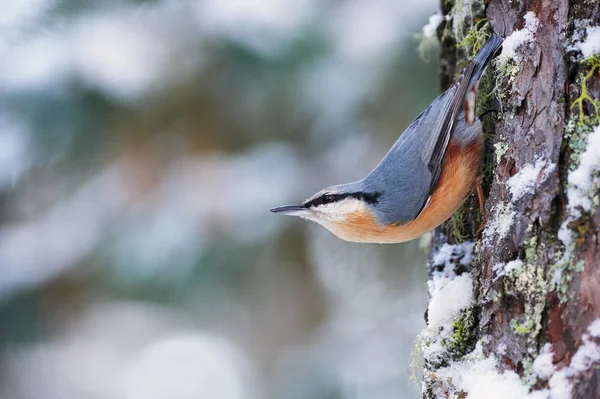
419,0 -> 600,398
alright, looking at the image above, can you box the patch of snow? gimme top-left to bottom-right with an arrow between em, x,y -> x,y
548,369 -> 571,399
427,273 -> 473,331
499,12 -> 539,61
496,343 -> 507,356
558,124 -> 600,268
493,262 -> 505,278
577,26 -> 600,59
566,125 -> 600,214
422,13 -> 443,38
431,241 -> 474,274
421,315 -> 600,399
588,319 -> 600,338
432,243 -> 455,266
418,269 -> 600,399
533,343 -> 555,380
507,158 -> 555,201
570,19 -> 592,46
569,333 -> 600,375
421,338 -> 447,367
505,259 -> 524,273
427,323 -> 600,399
494,258 -> 523,280
435,342 -> 534,399
529,319 -> 600,399
557,223 -> 573,256
556,222 -> 574,282
553,267 -> 564,288
421,245 -> 476,374
567,187 -> 593,216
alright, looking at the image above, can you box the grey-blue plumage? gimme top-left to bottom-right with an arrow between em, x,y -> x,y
340,33 -> 503,226
270,33 -> 504,241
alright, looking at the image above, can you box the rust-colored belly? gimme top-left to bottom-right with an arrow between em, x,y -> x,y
331,140 -> 481,243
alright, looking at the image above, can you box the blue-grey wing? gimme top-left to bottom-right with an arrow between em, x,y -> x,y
365,33 -> 502,225
364,83 -> 465,225
424,34 -> 502,192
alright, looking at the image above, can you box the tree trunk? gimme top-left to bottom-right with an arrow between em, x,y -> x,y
421,0 -> 600,398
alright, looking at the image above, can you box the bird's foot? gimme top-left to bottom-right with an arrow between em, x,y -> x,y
475,182 -> 487,238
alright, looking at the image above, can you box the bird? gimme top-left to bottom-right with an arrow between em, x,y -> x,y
270,33 -> 503,244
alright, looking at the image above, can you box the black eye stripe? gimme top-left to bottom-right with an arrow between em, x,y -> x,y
305,194 -> 341,208
352,192 -> 381,204
304,191 -> 381,208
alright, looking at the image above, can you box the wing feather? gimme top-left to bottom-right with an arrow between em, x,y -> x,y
363,34 -> 502,225
425,62 -> 476,195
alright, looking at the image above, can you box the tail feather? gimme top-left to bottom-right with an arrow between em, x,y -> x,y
463,33 -> 503,123
469,33 -> 503,88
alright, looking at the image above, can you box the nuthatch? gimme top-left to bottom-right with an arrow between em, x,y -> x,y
271,33 -> 503,243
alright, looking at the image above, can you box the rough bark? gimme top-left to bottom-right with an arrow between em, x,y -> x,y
422,0 -> 600,397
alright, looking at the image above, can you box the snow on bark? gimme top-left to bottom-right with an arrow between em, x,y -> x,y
420,0 -> 600,398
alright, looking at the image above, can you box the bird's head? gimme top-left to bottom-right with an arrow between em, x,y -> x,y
270,182 -> 383,241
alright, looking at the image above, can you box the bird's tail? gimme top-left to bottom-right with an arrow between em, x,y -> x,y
462,32 -> 503,123
469,32 -> 503,88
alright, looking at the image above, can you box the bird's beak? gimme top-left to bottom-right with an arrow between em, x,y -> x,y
269,204 -> 308,216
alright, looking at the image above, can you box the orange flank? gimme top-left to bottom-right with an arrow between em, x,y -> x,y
330,139 -> 482,243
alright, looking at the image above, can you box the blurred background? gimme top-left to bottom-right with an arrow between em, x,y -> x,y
0,1 -> 441,398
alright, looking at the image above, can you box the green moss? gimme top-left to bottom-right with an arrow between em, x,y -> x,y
444,0 -> 487,73
571,54 -> 600,126
418,306 -> 479,396
449,0 -> 485,38
449,0 -> 467,40
449,309 -> 478,356
449,209 -> 468,243
569,216 -> 596,247
456,19 -> 490,59
511,320 -> 532,336
553,54 -> 600,303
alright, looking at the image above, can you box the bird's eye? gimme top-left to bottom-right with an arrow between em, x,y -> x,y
322,194 -> 335,204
